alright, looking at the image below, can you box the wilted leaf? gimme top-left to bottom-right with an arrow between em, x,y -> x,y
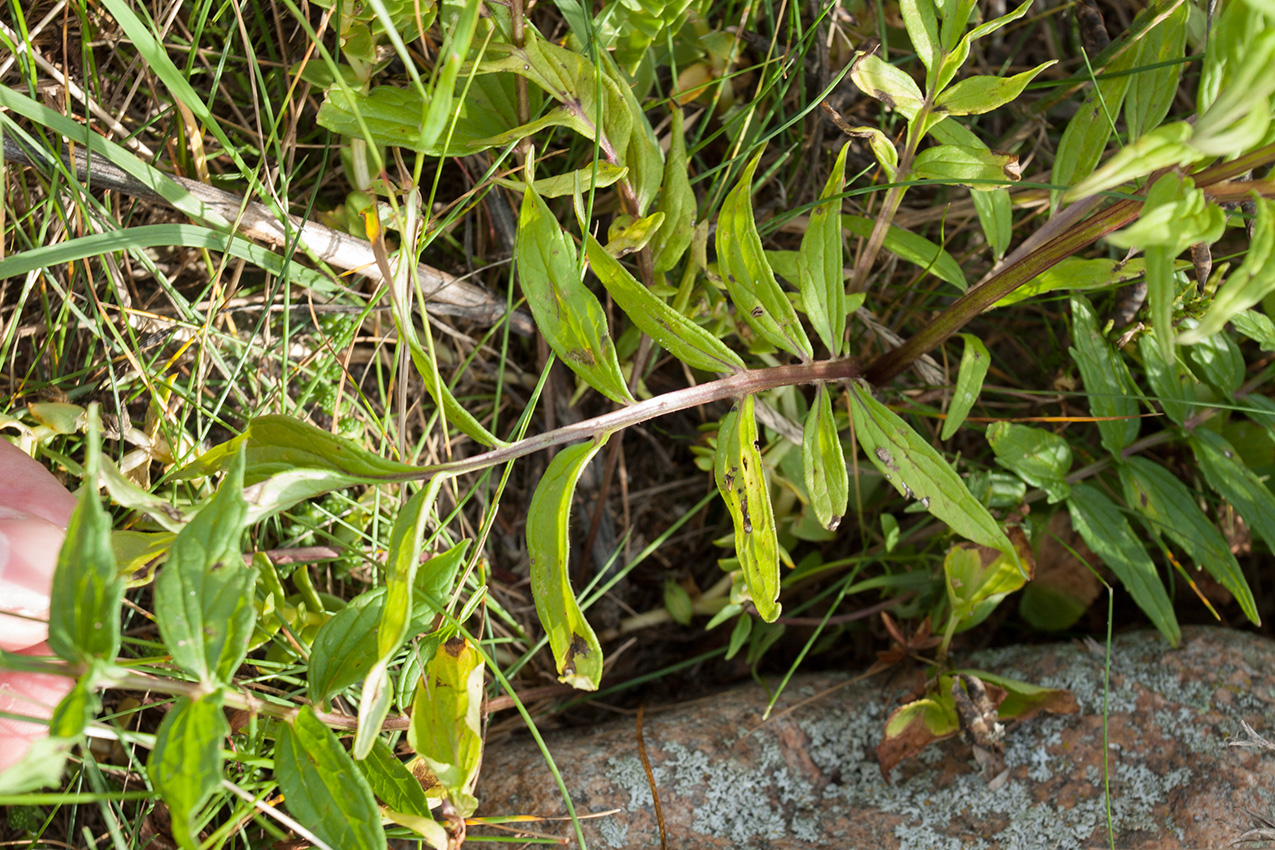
408,636 -> 484,816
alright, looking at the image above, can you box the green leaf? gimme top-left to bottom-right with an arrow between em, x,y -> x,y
586,234 -> 745,373
1180,196 -> 1275,345
900,0 -> 940,76
802,385 -> 849,532
492,161 -> 628,197
650,107 -> 697,274
714,396 -> 782,622
992,256 -> 1148,308
1119,456 -> 1259,625
841,215 -> 966,291
944,538 -> 1030,630
48,413 -> 122,664
606,212 -> 665,257
940,333 -> 990,440
849,381 -> 1018,568
1050,42 -> 1139,207
1183,323 -> 1245,395
911,144 -> 1021,189
986,422 -> 1072,504
1190,28 -> 1275,156
527,439 -> 608,689
717,150 -> 813,359
147,695 -> 228,850
517,174 -> 635,404
419,0 -> 483,152
933,61 -> 1055,116
408,636 -> 485,816
602,54 -> 664,216
1069,296 -> 1140,456
275,706 -> 387,850
663,580 -> 694,625
1106,173 -> 1226,254
155,447 -> 255,686
1230,309 -> 1275,351
927,119 -> 1012,258
850,53 -> 925,118
1190,429 -> 1275,556
1137,328 -> 1196,426
933,0 -> 1033,93
878,695 -> 960,779
1124,1 -> 1189,139
843,126 -> 898,180
357,739 -> 436,818
799,141 -> 850,356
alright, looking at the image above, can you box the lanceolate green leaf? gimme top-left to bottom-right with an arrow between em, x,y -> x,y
147,695 -> 228,850
408,636 -> 485,816
927,119 -> 1011,258
717,150 -> 813,359
940,333 -> 990,440
842,215 -> 966,290
1066,484 -> 1178,646
155,446 -> 255,686
275,706 -> 386,850
934,61 -> 1055,116
527,438 -> 608,690
849,382 -> 1018,570
714,396 -> 782,622
517,177 -> 635,404
650,106 -> 696,274
1137,329 -> 1196,425
1119,457 -> 1259,625
799,141 -> 850,356
1190,429 -> 1275,556
1051,41 -> 1139,207
586,234 -> 745,373
911,144 -> 1021,189
986,422 -> 1071,504
802,385 -> 849,531
48,413 -> 122,665
1069,296 -> 1140,456
1124,1 -> 1189,139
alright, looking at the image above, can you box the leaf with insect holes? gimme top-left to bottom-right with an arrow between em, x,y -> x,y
986,422 -> 1071,504
802,385 -> 849,531
409,636 -> 484,816
799,141 -> 850,356
1119,456 -> 1259,625
587,235 -> 745,373
849,381 -> 1019,571
528,438 -> 609,690
717,149 -> 813,359
275,706 -> 386,850
48,414 -> 122,665
517,174 -> 634,404
155,446 -> 256,686
147,695 -> 228,850
940,334 -> 990,440
934,61 -> 1055,116
714,396 -> 782,622
1069,296 -> 1140,456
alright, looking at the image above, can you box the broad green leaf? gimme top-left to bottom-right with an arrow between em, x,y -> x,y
517,176 -> 634,404
1137,329 -> 1196,425
714,396 -> 782,622
944,538 -> 1031,630
275,706 -> 386,850
606,212 -> 665,257
802,385 -> 849,531
155,447 -> 255,686
992,256 -> 1148,308
358,739 -> 437,817
602,53 -> 664,215
1230,309 -> 1275,351
528,439 -> 608,689
408,636 -> 484,816
1190,429 -> 1275,556
900,0 -> 940,76
799,141 -> 850,355
986,422 -> 1071,504
911,144 -> 1020,189
850,53 -> 925,118
1183,323 -> 1245,395
1106,173 -> 1226,254
650,107 -> 696,274
1180,197 -> 1275,344
175,415 -> 419,483
940,333 -> 990,440
586,234 -> 745,373
1124,2 -> 1188,140
933,61 -> 1055,116
927,119 -> 1011,258
844,125 -> 898,180
717,150 -> 813,359
48,413 -> 122,664
1069,296 -> 1139,456
1119,457 -> 1259,625
147,695 -> 228,850
849,381 -> 1018,568
842,215 -> 966,291
98,459 -> 188,533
